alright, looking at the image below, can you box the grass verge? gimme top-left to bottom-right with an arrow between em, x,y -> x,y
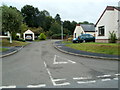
1,39 -> 30,47
62,41 -> 120,55
0,48 -> 9,52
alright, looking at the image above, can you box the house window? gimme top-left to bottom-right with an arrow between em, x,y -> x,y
98,26 -> 105,36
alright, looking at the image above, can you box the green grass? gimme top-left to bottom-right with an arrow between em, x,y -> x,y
0,48 -> 9,52
63,41 -> 120,55
1,39 -> 29,47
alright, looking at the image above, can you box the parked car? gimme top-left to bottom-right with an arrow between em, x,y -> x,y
25,35 -> 32,41
72,34 -> 95,43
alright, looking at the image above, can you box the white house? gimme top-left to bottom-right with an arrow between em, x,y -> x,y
95,6 -> 120,43
73,24 -> 95,38
23,30 -> 35,41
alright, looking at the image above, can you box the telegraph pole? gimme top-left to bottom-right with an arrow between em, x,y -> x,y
61,21 -> 63,41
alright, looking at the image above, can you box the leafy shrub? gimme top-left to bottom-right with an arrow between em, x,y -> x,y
39,33 -> 46,40
68,37 -> 73,41
109,31 -> 117,43
52,34 -> 66,39
12,32 -> 17,40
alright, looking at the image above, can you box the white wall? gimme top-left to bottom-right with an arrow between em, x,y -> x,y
73,26 -> 84,38
96,9 -> 119,40
85,32 -> 95,36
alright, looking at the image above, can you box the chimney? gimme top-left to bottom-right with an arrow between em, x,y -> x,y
76,24 -> 80,26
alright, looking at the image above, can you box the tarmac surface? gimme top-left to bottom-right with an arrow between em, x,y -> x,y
1,40 -> 119,89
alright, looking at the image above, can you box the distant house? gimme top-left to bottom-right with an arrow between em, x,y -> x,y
73,24 -> 95,38
23,30 -> 35,41
95,6 -> 120,43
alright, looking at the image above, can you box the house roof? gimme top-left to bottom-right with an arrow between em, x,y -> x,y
95,6 -> 120,27
24,30 -> 34,34
80,24 -> 95,32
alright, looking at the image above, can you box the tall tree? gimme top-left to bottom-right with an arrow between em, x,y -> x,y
71,21 -> 77,33
63,20 -> 77,35
42,10 -> 50,17
2,5 -> 23,39
54,14 -> 61,24
43,16 -> 54,32
49,22 -> 61,35
21,5 -> 40,27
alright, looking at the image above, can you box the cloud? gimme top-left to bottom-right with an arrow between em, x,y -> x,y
1,0 -> 119,23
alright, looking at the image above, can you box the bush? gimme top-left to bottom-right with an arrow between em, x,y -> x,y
12,32 -> 17,40
109,31 -> 117,43
39,33 -> 46,40
52,34 -> 66,39
68,37 -> 73,41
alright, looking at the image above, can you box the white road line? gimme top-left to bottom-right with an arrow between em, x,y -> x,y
27,84 -> 46,88
0,85 -> 16,89
73,77 -> 92,80
77,80 -> 96,84
115,74 -> 120,76
52,78 -> 66,82
53,82 -> 70,86
54,62 -> 68,64
53,55 -> 76,64
67,60 -> 76,64
113,78 -> 119,80
101,78 -> 111,81
53,55 -> 57,64
44,61 -> 70,86
44,61 -> 47,68
97,75 -> 111,78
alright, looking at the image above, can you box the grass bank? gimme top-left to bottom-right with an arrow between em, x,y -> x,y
0,48 -> 9,52
1,39 -> 29,47
62,41 -> 119,55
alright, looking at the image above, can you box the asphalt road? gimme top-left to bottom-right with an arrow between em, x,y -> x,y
1,40 -> 119,88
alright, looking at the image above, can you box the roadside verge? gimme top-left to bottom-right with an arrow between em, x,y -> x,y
0,44 -> 30,58
53,41 -> 120,61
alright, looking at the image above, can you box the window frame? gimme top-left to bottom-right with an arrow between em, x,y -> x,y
98,26 -> 105,36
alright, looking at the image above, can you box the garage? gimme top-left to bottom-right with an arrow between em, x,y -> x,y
23,30 -> 35,41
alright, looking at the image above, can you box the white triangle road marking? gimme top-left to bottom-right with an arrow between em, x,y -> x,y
53,55 -> 76,64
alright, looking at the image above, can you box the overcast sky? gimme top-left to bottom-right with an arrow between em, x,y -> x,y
1,0 -> 119,24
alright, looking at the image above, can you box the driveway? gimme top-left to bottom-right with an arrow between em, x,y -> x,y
1,40 -> 119,88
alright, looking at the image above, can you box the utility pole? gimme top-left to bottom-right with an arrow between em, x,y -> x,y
61,21 -> 63,41
118,1 -> 120,40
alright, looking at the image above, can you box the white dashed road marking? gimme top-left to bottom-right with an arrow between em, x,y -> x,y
0,85 -> 16,89
97,75 -> 111,78
1,73 -> 119,88
44,61 -> 70,86
27,84 -> 46,88
77,80 -> 96,84
73,77 -> 92,80
101,78 -> 111,81
115,74 -> 120,76
113,78 -> 119,80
